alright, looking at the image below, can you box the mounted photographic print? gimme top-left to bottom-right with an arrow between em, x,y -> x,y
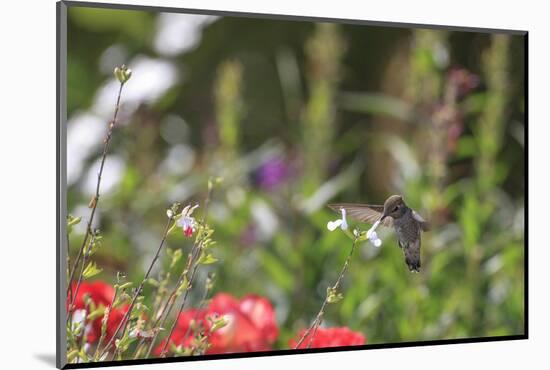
56,1 -> 527,368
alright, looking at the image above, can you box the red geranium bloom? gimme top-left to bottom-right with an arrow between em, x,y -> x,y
67,280 -> 129,344
289,327 -> 366,349
155,293 -> 278,356
238,294 -> 279,344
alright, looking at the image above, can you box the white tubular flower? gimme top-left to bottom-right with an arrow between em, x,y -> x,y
327,208 -> 348,231
366,220 -> 382,247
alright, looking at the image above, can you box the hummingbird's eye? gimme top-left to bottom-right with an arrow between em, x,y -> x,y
393,205 -> 399,212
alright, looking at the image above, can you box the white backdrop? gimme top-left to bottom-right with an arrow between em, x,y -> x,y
0,0 -> 545,368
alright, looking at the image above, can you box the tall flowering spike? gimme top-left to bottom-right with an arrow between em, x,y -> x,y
327,208 -> 348,231
114,64 -> 132,84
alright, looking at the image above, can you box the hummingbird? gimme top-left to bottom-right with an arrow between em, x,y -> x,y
329,195 -> 430,272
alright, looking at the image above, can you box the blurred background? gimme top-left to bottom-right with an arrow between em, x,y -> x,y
66,5 -> 525,349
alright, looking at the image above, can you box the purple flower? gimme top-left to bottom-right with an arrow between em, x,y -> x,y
253,157 -> 290,190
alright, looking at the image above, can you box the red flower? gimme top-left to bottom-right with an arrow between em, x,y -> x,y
176,212 -> 197,238
67,280 -> 128,344
289,327 -> 366,349
155,293 -> 278,356
238,294 -> 279,344
184,226 -> 194,237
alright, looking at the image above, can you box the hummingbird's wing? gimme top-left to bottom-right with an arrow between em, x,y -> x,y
328,203 -> 393,227
412,210 -> 430,231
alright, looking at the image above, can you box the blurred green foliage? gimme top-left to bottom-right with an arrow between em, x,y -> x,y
67,5 -> 525,350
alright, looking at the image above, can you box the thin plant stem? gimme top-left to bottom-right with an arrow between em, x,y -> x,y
159,249 -> 203,357
98,217 -> 173,359
294,236 -> 358,349
140,246 -> 199,358
134,267 -> 212,360
93,289 -> 118,361
66,231 -> 73,312
307,318 -> 322,348
67,82 -> 125,299
143,185 -> 214,358
180,276 -> 213,346
66,232 -> 97,326
156,187 -> 214,358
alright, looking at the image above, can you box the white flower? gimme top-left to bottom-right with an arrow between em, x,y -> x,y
367,230 -> 382,247
177,215 -> 196,237
71,309 -> 87,332
327,208 -> 348,231
366,220 -> 383,247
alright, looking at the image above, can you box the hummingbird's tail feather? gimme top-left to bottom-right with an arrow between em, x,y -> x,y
403,239 -> 421,272
406,259 -> 421,272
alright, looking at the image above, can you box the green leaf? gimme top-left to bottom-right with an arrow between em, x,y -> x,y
83,261 -> 103,279
145,278 -> 159,287
67,215 -> 82,234
117,282 -> 133,290
87,306 -> 105,321
176,276 -> 189,296
115,331 -> 137,353
78,349 -> 89,362
67,349 -> 79,363
197,252 -> 218,265
67,215 -> 82,227
209,315 -> 229,333
132,302 -> 149,317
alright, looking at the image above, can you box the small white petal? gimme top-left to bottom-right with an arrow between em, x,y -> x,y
367,220 -> 380,238
327,219 -> 343,231
368,230 -> 378,241
72,309 -> 87,326
188,204 -> 199,216
340,209 -> 348,230
372,238 -> 382,247
341,219 -> 348,230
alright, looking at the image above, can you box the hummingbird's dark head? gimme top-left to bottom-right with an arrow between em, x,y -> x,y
381,195 -> 406,220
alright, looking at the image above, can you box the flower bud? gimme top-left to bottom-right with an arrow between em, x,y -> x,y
114,64 -> 132,84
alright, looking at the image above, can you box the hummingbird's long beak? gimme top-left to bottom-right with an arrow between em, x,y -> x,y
379,211 -> 388,222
